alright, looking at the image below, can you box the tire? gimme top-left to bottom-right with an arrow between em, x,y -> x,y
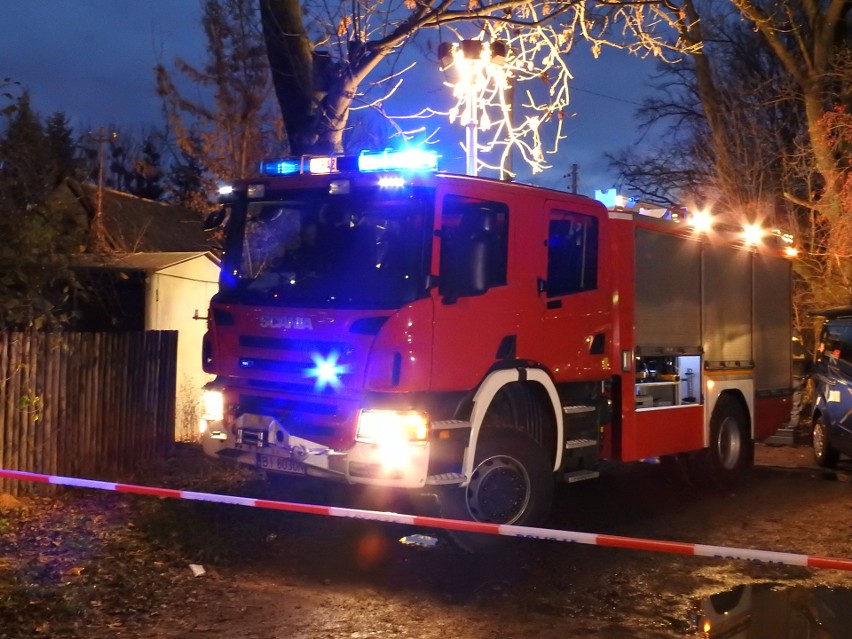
812,415 -> 840,468
690,395 -> 753,489
439,428 -> 554,552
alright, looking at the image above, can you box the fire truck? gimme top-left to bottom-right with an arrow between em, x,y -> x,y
200,149 -> 793,533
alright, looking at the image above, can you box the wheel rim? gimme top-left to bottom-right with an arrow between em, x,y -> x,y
716,416 -> 742,470
465,454 -> 531,524
813,421 -> 826,459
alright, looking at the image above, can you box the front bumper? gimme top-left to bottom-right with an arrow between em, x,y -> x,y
202,413 -> 430,489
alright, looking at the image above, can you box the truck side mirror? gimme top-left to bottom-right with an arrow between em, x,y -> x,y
203,206 -> 227,230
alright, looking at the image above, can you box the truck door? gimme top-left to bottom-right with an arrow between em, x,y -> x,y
540,204 -> 612,382
430,190 -> 519,391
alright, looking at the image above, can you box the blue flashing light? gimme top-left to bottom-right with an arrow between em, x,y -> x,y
358,149 -> 438,173
594,188 -> 618,208
305,351 -> 348,392
378,175 -> 407,189
261,158 -> 302,175
259,148 -> 438,178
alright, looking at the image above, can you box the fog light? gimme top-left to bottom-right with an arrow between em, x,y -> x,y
202,390 -> 224,421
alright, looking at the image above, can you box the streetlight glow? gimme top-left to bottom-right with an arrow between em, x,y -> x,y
440,38 -> 508,176
433,20 -> 573,177
742,223 -> 764,246
689,208 -> 714,234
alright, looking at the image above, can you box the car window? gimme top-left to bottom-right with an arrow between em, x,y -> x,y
819,322 -> 852,364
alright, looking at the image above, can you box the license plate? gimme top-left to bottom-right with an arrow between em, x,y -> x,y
255,453 -> 306,475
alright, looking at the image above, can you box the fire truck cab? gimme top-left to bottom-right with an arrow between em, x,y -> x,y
201,149 -> 793,533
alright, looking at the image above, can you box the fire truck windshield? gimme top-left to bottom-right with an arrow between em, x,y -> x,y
222,187 -> 433,309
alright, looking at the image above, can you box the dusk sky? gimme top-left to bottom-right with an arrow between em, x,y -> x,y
1,1 -> 661,197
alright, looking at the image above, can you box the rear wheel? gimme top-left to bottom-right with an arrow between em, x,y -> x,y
691,395 -> 753,489
812,415 -> 840,468
440,428 -> 554,552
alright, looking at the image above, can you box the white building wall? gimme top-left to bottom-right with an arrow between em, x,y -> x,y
145,255 -> 220,440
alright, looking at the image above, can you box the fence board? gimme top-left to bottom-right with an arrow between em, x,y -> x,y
0,331 -> 177,496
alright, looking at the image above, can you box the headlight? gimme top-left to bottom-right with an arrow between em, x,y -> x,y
201,390 -> 224,421
356,410 -> 428,444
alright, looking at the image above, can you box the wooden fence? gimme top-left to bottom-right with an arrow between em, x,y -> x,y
0,331 -> 177,496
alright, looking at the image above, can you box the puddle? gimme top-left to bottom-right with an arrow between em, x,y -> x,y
693,583 -> 852,637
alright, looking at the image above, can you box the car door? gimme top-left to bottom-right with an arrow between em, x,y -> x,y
816,321 -> 852,452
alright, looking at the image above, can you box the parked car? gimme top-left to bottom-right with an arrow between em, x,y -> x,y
810,307 -> 852,467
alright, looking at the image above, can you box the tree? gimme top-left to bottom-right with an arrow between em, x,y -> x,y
0,93 -> 82,329
157,0 -> 285,211
126,135 -> 166,200
164,141 -> 209,212
608,0 -> 851,314
260,0 -> 593,163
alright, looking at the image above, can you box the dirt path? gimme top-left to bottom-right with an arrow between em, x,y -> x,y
2,443 -> 851,638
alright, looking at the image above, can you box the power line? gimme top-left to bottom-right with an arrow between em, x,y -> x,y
570,85 -> 645,107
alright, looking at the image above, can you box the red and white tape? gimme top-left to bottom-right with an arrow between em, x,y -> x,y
2,467 -> 851,572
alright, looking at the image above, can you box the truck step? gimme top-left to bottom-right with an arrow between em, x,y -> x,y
562,405 -> 596,415
565,438 -> 598,450
562,469 -> 600,483
431,420 -> 471,430
426,472 -> 465,485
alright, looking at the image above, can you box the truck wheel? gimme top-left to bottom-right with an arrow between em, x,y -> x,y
812,415 -> 840,468
691,395 -> 753,489
439,428 -> 554,552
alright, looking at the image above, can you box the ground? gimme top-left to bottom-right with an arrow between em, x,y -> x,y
1,442 -> 851,638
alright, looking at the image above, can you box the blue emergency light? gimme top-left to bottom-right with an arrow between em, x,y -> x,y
260,158 -> 303,175
357,149 -> 438,172
259,149 -> 438,177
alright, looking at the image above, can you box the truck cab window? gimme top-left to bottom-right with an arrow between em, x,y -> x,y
226,188 -> 433,309
439,195 -> 509,298
546,211 -> 598,296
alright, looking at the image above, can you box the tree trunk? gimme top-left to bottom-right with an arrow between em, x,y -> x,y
679,1 -> 740,203
259,0 -> 315,154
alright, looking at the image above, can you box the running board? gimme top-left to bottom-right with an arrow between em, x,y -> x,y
562,469 -> 600,483
565,438 -> 597,450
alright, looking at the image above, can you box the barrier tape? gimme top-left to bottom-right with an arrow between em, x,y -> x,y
2,467 -> 851,572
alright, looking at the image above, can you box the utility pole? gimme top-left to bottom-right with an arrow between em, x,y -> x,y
570,163 -> 578,194
88,127 -> 117,252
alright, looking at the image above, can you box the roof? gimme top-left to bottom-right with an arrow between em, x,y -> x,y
812,307 -> 852,320
56,179 -> 215,253
71,251 -> 220,272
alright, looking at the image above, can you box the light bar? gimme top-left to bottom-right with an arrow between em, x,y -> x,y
259,148 -> 439,177
358,149 -> 438,173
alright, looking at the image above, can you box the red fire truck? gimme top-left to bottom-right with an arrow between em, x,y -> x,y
200,149 -> 793,532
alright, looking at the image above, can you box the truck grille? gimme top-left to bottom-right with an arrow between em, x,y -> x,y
239,394 -> 338,417
239,335 -> 351,354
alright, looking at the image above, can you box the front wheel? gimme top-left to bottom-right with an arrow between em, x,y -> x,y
812,415 -> 840,468
690,395 -> 753,489
439,428 -> 554,552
